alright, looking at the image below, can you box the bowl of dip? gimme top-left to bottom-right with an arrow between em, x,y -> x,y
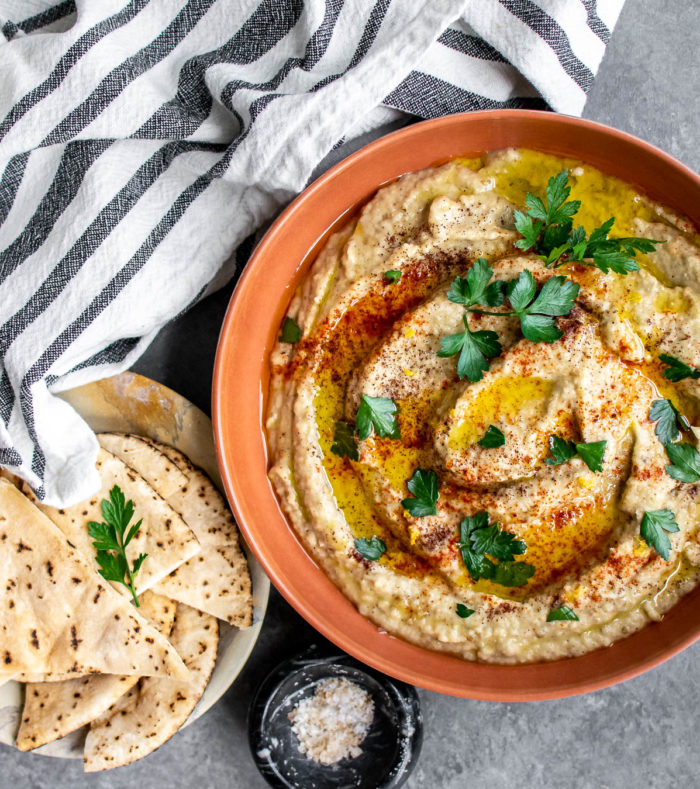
214,110 -> 700,699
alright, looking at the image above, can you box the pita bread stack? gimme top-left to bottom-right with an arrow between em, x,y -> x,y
0,480 -> 189,682
1,434 -> 254,770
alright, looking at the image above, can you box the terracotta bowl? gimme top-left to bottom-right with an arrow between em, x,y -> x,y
213,110 -> 700,700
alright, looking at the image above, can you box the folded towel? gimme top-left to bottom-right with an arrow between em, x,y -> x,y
0,0 -> 624,505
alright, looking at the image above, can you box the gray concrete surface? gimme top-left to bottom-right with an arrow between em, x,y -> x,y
2,0 -> 698,786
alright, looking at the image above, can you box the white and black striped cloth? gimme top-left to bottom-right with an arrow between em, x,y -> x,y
0,0 -> 624,505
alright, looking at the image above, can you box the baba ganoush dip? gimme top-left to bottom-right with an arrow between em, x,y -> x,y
267,148 -> 700,664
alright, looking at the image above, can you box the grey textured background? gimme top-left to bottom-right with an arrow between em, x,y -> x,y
3,0 -> 699,786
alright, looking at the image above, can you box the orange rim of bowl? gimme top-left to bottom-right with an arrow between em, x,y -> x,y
213,110 -> 700,700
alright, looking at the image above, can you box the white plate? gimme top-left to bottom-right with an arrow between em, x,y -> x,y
0,372 -> 270,758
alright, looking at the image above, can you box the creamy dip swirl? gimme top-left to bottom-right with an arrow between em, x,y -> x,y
267,149 -> 700,664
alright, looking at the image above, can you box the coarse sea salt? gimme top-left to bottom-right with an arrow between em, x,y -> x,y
288,677 -> 374,765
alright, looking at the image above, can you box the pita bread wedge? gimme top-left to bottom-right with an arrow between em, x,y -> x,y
98,434 -> 252,627
23,448 -> 200,597
16,591 -> 174,685
84,603 -> 218,772
0,480 -> 189,682
16,592 -> 176,752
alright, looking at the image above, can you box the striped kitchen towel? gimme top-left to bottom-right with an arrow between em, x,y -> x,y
0,0 -> 624,506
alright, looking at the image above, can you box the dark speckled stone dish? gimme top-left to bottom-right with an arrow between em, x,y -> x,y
249,648 -> 422,788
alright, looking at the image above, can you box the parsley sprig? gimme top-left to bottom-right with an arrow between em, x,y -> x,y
515,171 -> 581,258
439,258 -> 578,381
88,485 -> 147,607
457,512 -> 535,587
514,170 -> 662,272
469,270 -> 580,344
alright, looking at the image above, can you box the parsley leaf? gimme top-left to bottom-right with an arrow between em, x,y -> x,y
478,425 -> 506,448
575,441 -> 607,473
545,435 -> 606,472
528,275 -> 581,316
331,421 -> 359,460
541,170 -> 582,226
280,316 -> 302,343
640,509 -> 680,561
507,269 -> 537,312
385,269 -> 402,283
664,442 -> 700,483
488,560 -> 536,587
547,605 -> 579,622
483,279 -> 507,306
457,513 -> 490,581
456,603 -> 475,618
447,258 -> 494,307
401,468 -> 439,517
356,395 -> 401,440
649,399 -> 690,445
438,316 -> 502,382
500,270 -> 579,343
660,354 -> 700,383
354,536 -> 387,561
88,485 -> 147,607
446,259 -> 507,310
469,524 -> 526,561
545,435 -> 577,466
514,211 -> 544,252
457,512 -> 534,586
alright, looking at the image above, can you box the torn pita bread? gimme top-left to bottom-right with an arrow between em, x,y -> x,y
23,448 -> 200,597
98,435 -> 252,627
84,603 -> 218,772
0,479 -> 189,681
16,591 -> 176,752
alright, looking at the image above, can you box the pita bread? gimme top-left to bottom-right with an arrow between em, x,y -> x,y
98,435 -> 252,627
15,592 -> 176,752
16,591 -> 173,683
24,448 -> 200,597
0,480 -> 189,681
84,603 -> 218,772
